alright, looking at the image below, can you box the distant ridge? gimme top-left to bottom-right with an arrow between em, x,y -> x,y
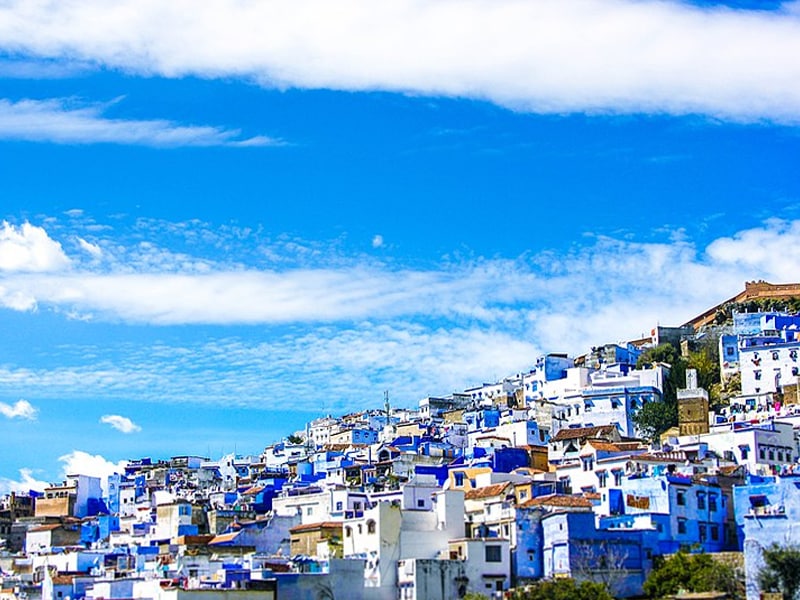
684,280 -> 800,330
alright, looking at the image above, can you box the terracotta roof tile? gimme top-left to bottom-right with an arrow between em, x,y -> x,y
209,532 -> 241,545
464,482 -> 511,500
552,425 -> 617,442
520,494 -> 593,509
584,440 -> 644,452
289,522 -> 343,534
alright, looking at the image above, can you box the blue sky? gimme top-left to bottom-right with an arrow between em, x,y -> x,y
1,0 -> 800,491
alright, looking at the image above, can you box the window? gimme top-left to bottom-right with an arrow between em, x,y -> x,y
741,447 -> 749,460
699,524 -> 707,542
677,518 -> 687,534
773,351 -> 780,360
676,490 -> 686,506
769,450 -> 775,461
335,501 -> 343,511
755,370 -> 762,380
711,525 -> 719,541
345,526 -> 352,538
697,493 -> 705,510
485,545 -> 502,563
760,448 -> 766,460
367,520 -> 376,534
354,502 -> 362,510
306,507 -> 313,516
582,457 -> 594,471
708,494 -> 717,512
597,471 -> 608,488
613,471 -> 623,486
417,499 -> 425,508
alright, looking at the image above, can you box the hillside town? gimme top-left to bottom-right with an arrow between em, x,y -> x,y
4,280 -> 800,600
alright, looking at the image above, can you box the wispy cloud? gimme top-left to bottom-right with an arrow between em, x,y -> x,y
100,414 -> 142,434
77,237 -> 103,259
0,98 -> 279,147
0,399 -> 38,420
1,219 -> 796,329
0,1 -> 799,122
0,216 -> 799,411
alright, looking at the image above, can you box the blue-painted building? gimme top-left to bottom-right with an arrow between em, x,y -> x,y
604,473 -> 733,554
463,408 -> 501,432
733,474 -> 800,600
542,509 -> 658,598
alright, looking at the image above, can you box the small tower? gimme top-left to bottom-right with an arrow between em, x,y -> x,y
677,368 -> 710,436
383,390 -> 396,437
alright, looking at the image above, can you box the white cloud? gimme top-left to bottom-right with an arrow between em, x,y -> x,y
0,1 -> 799,122
372,235 -> 384,249
0,221 -> 71,272
0,98 -> 279,147
0,453 -> 128,496
77,237 -> 103,259
58,451 -> 128,493
100,414 -> 142,433
0,399 -> 38,420
0,219 -> 798,333
1,217 -> 800,412
0,468 -> 48,495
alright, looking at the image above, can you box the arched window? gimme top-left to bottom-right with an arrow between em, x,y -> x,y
367,519 -> 376,534
345,526 -> 352,538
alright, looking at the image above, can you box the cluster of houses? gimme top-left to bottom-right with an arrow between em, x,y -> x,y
3,281 -> 800,600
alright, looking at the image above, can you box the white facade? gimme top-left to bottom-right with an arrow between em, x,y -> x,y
449,538 -> 511,596
676,419 -> 796,476
343,490 -> 465,600
740,342 -> 800,396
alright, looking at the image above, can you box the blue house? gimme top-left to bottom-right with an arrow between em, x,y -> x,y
542,509 -> 657,598
733,474 -> 800,600
608,473 -> 732,554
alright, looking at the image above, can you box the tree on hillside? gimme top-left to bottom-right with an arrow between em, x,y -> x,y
506,578 -> 613,600
714,297 -> 800,325
643,551 -> 743,599
636,343 -> 686,403
758,544 -> 800,600
631,398 -> 678,443
633,341 -> 724,441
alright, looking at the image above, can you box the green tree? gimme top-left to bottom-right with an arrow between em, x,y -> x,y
631,398 -> 678,443
507,578 -> 613,600
636,343 -> 686,403
644,551 -> 743,599
759,544 -> 800,600
634,342 -> 724,441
